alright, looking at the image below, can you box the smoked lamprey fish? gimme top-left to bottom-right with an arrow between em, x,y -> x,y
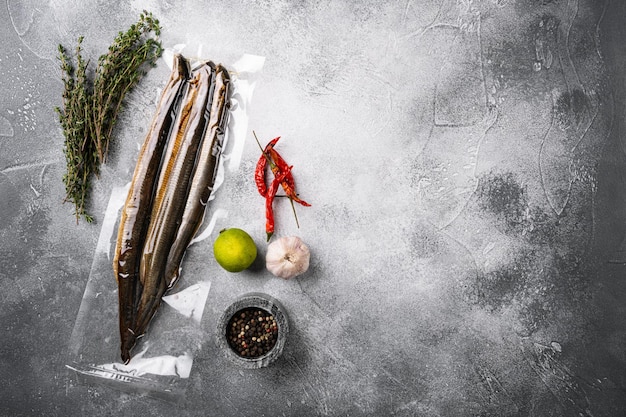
164,64 -> 231,288
113,56 -> 231,364
112,54 -> 190,364
134,62 -> 216,338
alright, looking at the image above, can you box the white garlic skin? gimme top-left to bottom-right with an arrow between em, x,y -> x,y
266,236 -> 310,279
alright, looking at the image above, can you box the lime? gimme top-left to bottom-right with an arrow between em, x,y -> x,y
213,228 -> 257,272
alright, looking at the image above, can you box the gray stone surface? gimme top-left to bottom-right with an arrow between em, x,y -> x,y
2,0 -> 626,416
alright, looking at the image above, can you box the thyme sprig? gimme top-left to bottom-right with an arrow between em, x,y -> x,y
55,11 -> 163,223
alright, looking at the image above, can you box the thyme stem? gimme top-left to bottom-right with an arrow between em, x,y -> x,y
55,11 -> 163,223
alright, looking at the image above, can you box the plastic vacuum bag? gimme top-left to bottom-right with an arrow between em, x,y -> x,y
66,48 -> 265,401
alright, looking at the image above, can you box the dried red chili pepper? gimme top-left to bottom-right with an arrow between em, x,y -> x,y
254,136 -> 280,197
266,167 -> 291,241
267,147 -> 311,207
254,131 -> 311,239
255,155 -> 268,197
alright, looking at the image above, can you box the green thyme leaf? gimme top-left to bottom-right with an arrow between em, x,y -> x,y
56,11 -> 163,223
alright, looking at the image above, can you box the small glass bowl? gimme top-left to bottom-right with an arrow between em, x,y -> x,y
217,292 -> 289,368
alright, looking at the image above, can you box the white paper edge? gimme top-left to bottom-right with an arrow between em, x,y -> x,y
97,183 -> 130,259
94,347 -> 194,379
162,281 -> 212,323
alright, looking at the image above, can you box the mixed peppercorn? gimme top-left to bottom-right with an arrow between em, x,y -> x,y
226,308 -> 278,358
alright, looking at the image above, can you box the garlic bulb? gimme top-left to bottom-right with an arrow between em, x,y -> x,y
266,236 -> 310,279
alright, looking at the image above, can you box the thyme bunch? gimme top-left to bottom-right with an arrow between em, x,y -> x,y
55,11 -> 163,223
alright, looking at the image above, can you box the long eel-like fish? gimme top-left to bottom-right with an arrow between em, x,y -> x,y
112,54 -> 190,364
164,64 -> 231,288
134,62 -> 217,338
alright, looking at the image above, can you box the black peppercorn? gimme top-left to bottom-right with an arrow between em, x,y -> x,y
226,307 -> 278,358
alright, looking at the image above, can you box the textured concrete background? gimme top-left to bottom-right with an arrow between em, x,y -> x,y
2,0 -> 626,416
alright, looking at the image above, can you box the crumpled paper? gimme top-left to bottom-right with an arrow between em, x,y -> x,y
66,48 -> 265,399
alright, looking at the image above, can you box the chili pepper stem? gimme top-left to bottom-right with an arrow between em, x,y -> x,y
277,193 -> 304,226
253,130 -> 263,150
253,130 -> 277,170
288,198 -> 300,228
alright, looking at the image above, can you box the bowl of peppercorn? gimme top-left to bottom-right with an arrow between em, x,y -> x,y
217,292 -> 289,368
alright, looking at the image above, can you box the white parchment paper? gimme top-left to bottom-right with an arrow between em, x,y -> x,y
66,50 -> 264,399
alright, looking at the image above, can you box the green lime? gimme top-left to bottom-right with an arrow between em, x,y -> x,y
213,228 -> 257,272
